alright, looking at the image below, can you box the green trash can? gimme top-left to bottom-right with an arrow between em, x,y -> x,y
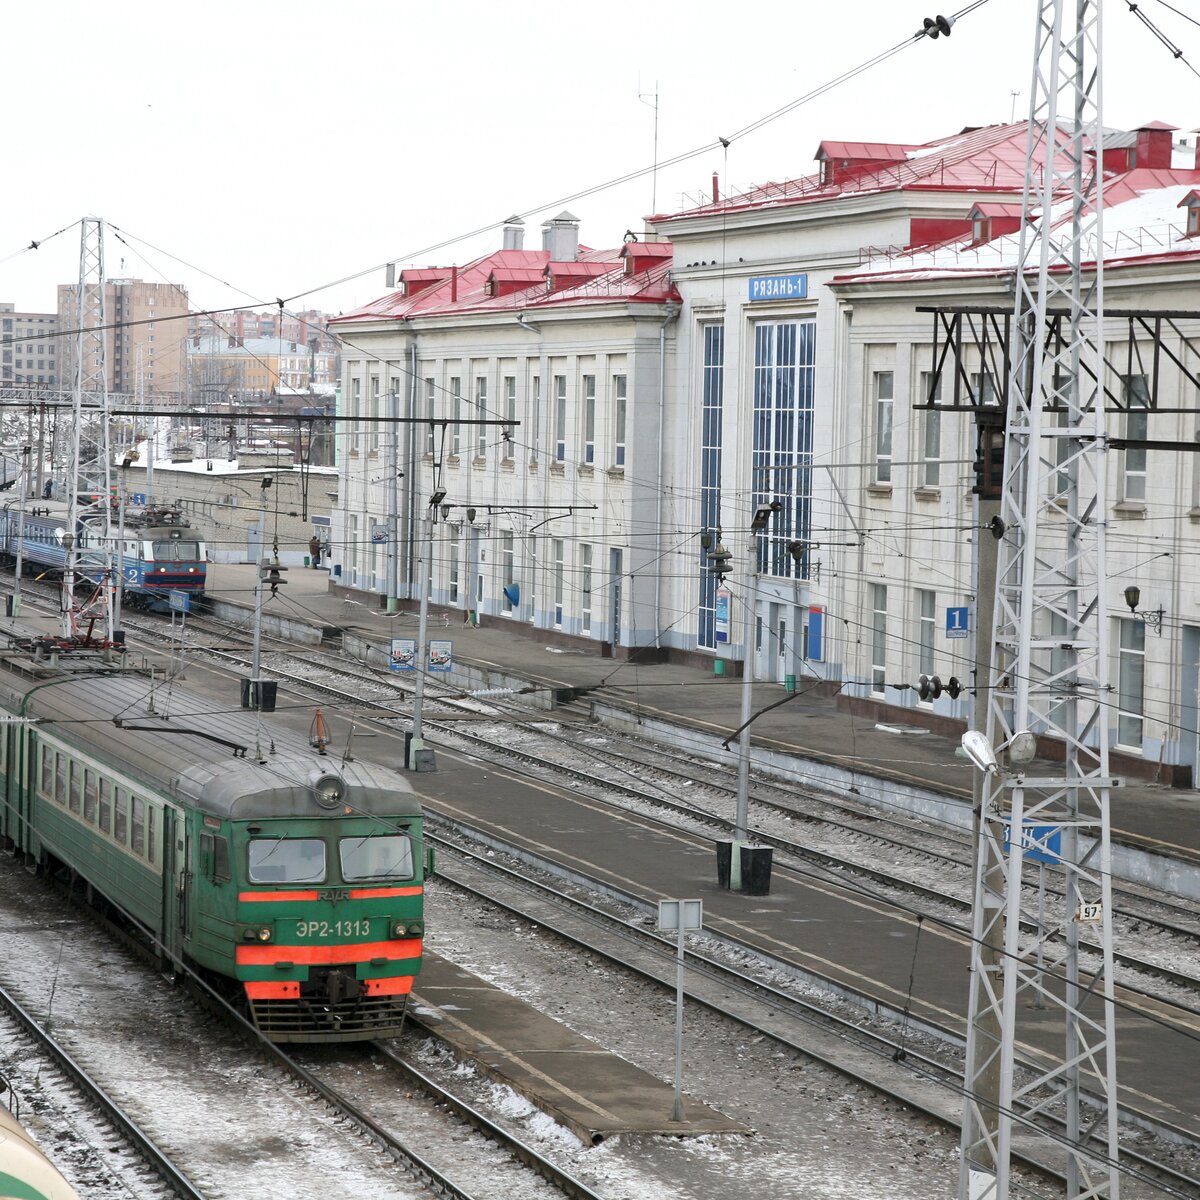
785,673 -> 796,693
714,659 -> 726,677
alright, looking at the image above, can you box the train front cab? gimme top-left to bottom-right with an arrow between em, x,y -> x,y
139,528 -> 207,608
186,811 -> 428,1043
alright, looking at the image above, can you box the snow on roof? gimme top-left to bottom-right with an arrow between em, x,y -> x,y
832,168 -> 1200,286
654,122 -> 1058,223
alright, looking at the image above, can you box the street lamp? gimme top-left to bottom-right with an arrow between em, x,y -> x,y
729,500 -> 780,892
408,491 -> 443,772
1122,584 -> 1163,635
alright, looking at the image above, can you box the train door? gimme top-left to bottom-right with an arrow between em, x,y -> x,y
160,806 -> 190,964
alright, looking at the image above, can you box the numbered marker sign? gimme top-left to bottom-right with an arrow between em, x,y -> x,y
1076,902 -> 1104,924
946,606 -> 969,639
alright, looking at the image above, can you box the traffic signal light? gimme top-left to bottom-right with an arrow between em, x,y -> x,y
260,559 -> 288,595
972,421 -> 1005,499
707,542 -> 733,580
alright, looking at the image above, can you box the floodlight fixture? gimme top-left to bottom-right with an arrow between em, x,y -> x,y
961,730 -> 999,776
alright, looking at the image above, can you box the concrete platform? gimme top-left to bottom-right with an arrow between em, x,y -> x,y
201,562 -> 1200,882
409,953 -> 749,1142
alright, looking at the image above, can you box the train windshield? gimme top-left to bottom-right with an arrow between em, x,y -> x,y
152,539 -> 202,561
339,835 -> 413,882
248,837 -> 326,884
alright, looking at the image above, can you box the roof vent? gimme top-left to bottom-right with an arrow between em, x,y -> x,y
502,216 -> 525,251
541,210 -> 580,262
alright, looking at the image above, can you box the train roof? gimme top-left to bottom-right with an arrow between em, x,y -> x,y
0,660 -> 419,823
2,498 -> 199,536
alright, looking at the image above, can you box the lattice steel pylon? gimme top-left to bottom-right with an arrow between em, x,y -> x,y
958,3 -> 1120,1199
61,216 -> 115,642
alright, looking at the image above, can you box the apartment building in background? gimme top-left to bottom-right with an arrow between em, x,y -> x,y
56,278 -> 189,398
0,302 -> 58,386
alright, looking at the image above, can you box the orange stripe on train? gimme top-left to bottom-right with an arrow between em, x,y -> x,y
237,886 -> 423,902
238,890 -> 320,902
235,938 -> 422,966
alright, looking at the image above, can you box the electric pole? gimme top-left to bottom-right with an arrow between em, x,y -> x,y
959,4 -> 1121,1199
62,216 -> 115,645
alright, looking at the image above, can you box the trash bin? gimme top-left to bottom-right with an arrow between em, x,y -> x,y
303,555 -> 311,567
714,659 -> 726,677
740,845 -> 774,896
716,840 -> 733,888
785,673 -> 796,694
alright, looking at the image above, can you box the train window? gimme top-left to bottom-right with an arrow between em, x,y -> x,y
114,791 -> 128,844
98,779 -> 111,834
199,832 -> 230,882
83,769 -> 98,824
54,752 -> 67,805
68,761 -> 82,813
131,798 -> 145,855
152,539 -> 200,561
247,838 -> 326,884
213,836 -> 230,882
339,835 -> 413,882
39,745 -> 52,799
148,807 -> 157,864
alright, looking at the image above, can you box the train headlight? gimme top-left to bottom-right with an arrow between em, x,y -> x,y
392,920 -> 423,938
313,774 -> 345,809
257,927 -> 273,942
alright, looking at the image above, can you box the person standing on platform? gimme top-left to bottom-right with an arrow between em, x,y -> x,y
309,534 -> 321,569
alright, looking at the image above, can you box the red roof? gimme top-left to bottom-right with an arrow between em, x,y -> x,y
545,260 -> 610,290
653,122 -> 1067,223
969,202 -> 1025,218
332,245 -> 678,325
816,141 -> 913,162
1135,120 -> 1178,132
622,240 -> 672,260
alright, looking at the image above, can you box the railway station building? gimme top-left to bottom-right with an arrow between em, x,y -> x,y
332,119 -> 1200,782
328,214 -> 681,655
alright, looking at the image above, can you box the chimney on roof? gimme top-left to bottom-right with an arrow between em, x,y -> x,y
1134,121 -> 1176,170
502,216 -> 525,251
542,210 -> 580,262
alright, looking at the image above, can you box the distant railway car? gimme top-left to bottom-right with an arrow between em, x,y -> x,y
0,658 -> 428,1042
0,500 -> 206,609
0,1093 -> 82,1200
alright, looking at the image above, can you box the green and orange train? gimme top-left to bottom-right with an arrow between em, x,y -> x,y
0,650 -> 428,1042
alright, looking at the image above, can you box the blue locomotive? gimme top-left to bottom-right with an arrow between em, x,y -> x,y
0,655 -> 428,1043
0,499 -> 207,609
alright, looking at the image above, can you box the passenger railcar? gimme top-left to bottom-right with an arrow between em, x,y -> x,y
0,1092 -> 82,1200
0,658 -> 427,1043
0,500 -> 206,609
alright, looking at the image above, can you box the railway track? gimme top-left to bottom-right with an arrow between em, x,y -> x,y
211,642 -> 1200,1004
0,978 -> 203,1199
426,828 -> 1200,1200
2,852 -> 609,1200
13,587 -> 1200,1193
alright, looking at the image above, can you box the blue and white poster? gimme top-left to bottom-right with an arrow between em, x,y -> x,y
428,639 -> 453,672
389,638 -> 416,671
715,588 -> 731,644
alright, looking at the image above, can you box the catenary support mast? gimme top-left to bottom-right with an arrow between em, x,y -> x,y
62,216 -> 115,643
959,3 -> 1120,1198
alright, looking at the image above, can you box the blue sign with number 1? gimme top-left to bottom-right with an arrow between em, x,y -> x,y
946,606 -> 969,639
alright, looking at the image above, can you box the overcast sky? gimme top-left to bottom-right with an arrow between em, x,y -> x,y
4,0 -> 1199,319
